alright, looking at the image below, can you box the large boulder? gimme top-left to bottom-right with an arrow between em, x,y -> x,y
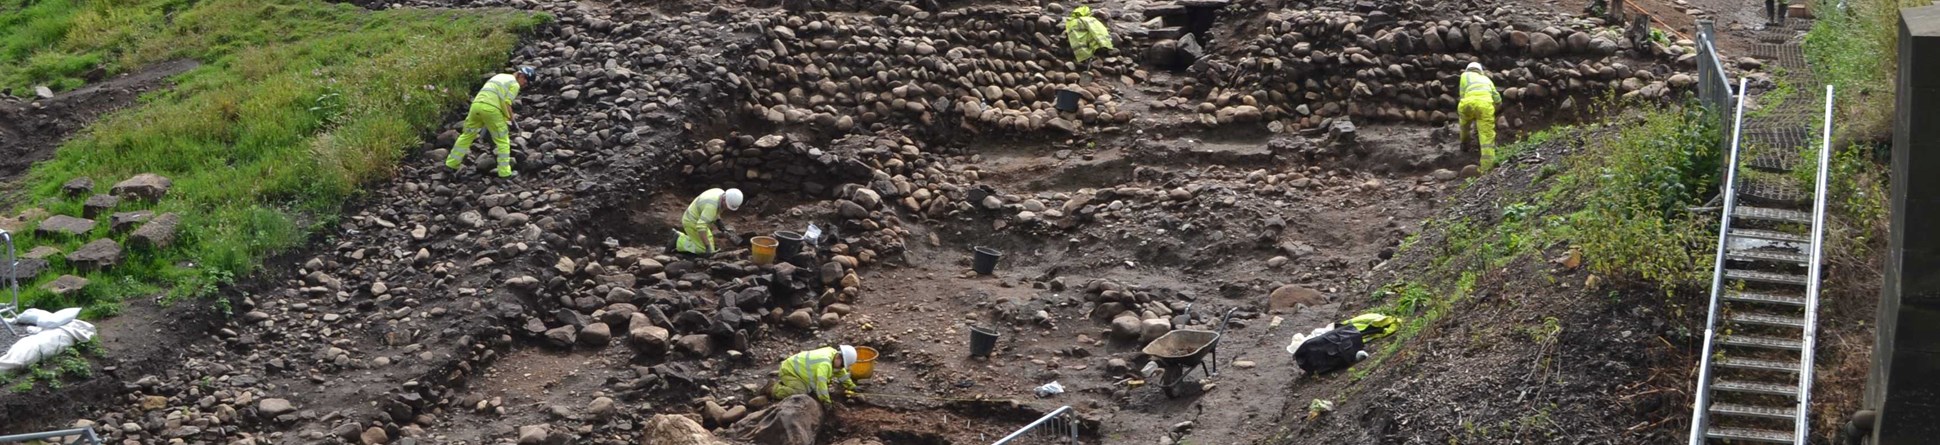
61,177 -> 93,196
3,258 -> 48,282
642,415 -> 728,445
1109,314 -> 1142,340
1268,285 -> 1326,311
82,195 -> 119,218
110,173 -> 172,202
109,210 -> 154,232
41,275 -> 87,296
129,213 -> 182,248
1529,32 -> 1560,57
629,324 -> 671,356
729,395 -> 823,445
35,215 -> 96,237
66,239 -> 122,271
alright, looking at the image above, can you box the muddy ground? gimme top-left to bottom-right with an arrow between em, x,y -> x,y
0,0 -> 1769,444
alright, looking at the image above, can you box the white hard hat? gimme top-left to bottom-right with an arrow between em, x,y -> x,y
724,188 -> 744,211
1466,62 -> 1484,72
839,345 -> 858,369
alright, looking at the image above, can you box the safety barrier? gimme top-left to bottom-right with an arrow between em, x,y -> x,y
1695,20 -> 1738,148
991,406 -> 1080,445
0,427 -> 102,445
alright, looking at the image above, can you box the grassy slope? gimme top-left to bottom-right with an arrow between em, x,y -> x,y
1357,104 -> 1722,375
1262,104 -> 1723,443
1798,0 -> 1898,436
1805,0 -> 1933,140
0,0 -> 546,316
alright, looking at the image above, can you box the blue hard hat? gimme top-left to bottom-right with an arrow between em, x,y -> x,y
517,66 -> 537,81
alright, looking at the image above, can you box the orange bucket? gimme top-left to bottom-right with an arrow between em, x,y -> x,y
849,346 -> 880,380
750,236 -> 779,264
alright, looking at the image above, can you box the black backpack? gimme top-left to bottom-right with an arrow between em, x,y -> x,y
1294,326 -> 1367,375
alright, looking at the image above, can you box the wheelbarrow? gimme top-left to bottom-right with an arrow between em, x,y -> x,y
1141,308 -> 1237,397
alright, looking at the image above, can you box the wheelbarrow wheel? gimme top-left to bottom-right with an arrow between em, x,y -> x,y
1159,363 -> 1187,398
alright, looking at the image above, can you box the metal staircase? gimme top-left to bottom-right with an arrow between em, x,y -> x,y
1687,80 -> 1835,444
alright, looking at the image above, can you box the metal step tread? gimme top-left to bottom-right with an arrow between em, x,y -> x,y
1725,268 -> 1810,286
1706,426 -> 1796,443
1710,402 -> 1798,420
1724,290 -> 1808,306
1729,228 -> 1810,243
1713,379 -> 1799,396
1719,356 -> 1801,373
1734,205 -> 1813,224
1720,333 -> 1804,351
1741,177 -> 1811,203
1728,311 -> 1807,328
1727,248 -> 1810,265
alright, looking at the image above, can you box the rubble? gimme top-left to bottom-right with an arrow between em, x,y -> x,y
4,0 -> 1704,444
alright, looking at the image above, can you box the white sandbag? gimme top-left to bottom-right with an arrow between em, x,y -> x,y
8,307 -> 82,328
0,320 -> 96,373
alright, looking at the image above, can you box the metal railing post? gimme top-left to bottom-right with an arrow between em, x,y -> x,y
1688,76 -> 1751,445
0,427 -> 102,445
1796,85 -> 1835,445
993,406 -> 1078,445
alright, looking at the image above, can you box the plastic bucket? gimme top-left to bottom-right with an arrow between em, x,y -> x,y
750,236 -> 779,264
850,346 -> 880,379
969,326 -> 1000,358
1055,89 -> 1082,112
774,230 -> 805,260
972,246 -> 1003,275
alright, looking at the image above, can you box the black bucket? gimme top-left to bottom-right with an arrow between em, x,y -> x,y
1054,89 -> 1081,112
972,246 -> 1003,275
969,326 -> 1001,358
774,230 -> 805,260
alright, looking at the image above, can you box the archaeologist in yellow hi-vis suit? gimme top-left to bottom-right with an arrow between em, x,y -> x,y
773,345 -> 858,403
672,188 -> 744,255
446,66 -> 536,178
1457,62 -> 1503,170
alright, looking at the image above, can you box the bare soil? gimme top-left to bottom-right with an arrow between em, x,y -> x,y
0,0 -> 1740,443
0,60 -> 197,186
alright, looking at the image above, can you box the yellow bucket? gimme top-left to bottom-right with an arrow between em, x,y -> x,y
750,236 -> 779,264
849,346 -> 880,380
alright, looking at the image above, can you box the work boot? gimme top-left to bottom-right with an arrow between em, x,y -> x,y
497,169 -> 518,178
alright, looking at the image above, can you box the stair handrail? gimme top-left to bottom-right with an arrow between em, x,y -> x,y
1688,76 -> 1750,445
1795,84 -> 1834,444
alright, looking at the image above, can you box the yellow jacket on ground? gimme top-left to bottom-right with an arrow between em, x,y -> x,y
772,347 -> 855,403
1064,6 -> 1114,63
1342,313 -> 1401,339
675,188 -> 728,254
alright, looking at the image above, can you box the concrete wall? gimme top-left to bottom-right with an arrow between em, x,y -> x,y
1870,5 -> 1940,443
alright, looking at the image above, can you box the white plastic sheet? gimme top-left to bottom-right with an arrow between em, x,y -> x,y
0,320 -> 96,373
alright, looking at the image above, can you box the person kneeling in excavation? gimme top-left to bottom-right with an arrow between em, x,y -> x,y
671,188 -> 744,255
773,345 -> 858,404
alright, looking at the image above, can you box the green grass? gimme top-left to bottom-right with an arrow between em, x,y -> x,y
0,1 -> 546,313
1346,103 -> 1721,382
1805,0 -> 1932,140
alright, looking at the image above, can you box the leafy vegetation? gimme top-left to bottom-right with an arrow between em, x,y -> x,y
1353,103 -> 1722,381
0,1 -> 546,314
0,338 -> 98,392
1805,0 -> 1933,139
